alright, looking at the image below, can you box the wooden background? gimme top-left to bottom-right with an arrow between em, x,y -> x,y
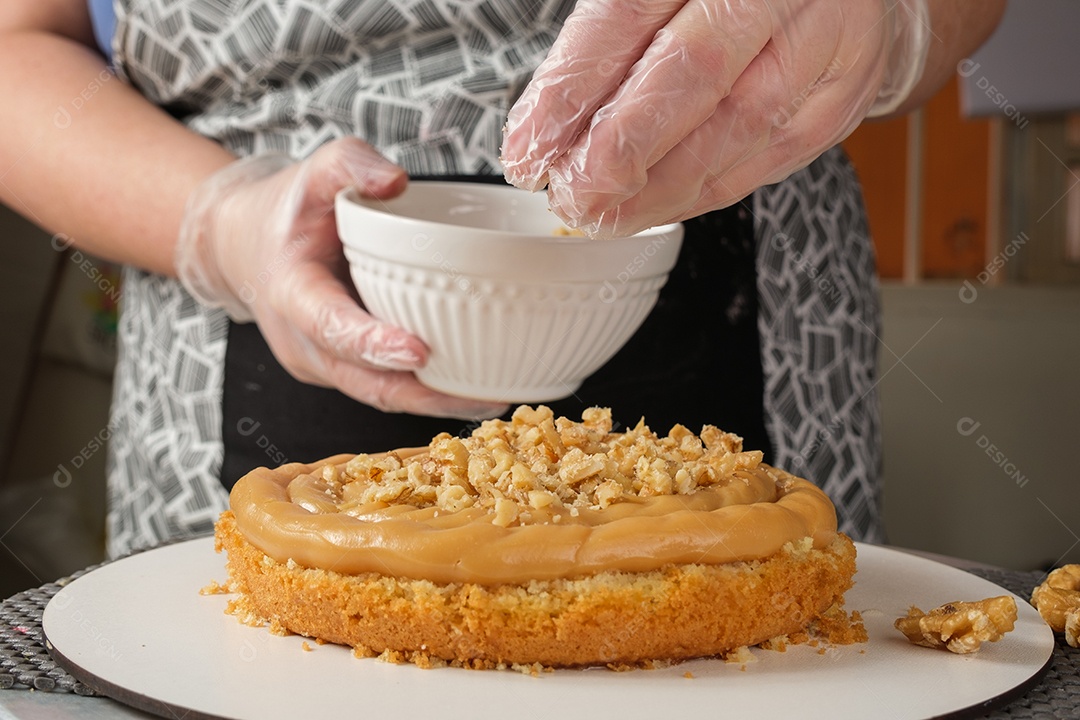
842,76 -> 994,282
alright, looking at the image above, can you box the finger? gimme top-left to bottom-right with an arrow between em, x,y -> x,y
561,32 -> 839,237
302,137 -> 408,215
278,259 -> 429,372
501,0 -> 685,191
683,80 -> 870,218
328,362 -> 510,419
675,49 -> 883,219
544,0 -> 776,228
282,142 -> 408,274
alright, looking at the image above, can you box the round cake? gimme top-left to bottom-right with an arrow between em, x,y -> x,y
215,405 -> 858,668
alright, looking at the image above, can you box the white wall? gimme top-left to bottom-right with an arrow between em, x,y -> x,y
880,283 -> 1080,570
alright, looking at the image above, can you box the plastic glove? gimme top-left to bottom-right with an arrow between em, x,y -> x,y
502,0 -> 930,238
176,137 -> 509,419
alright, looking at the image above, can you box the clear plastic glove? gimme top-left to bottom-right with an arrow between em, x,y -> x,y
176,137 -> 509,419
502,0 -> 930,238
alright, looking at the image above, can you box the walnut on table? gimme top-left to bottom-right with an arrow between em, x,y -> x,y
1031,564 -> 1080,648
894,596 -> 1017,654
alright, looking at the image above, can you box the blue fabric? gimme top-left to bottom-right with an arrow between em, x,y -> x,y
87,0 -> 116,59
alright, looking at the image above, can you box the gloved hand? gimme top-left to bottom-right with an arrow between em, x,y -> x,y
176,137 -> 508,419
502,0 -> 930,238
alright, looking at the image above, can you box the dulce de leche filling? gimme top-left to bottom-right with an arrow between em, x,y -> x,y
229,406 -> 838,585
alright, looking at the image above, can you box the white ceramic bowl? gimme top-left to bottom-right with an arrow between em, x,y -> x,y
336,181 -> 684,402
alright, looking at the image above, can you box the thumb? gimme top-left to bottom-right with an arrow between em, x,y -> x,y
302,137 -> 408,214
282,259 -> 428,371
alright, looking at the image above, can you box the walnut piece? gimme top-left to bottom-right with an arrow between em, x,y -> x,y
894,596 -> 1017,654
1031,564 -> 1080,648
337,405 -> 763,524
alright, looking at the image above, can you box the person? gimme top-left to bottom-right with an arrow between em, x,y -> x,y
0,0 -> 1004,557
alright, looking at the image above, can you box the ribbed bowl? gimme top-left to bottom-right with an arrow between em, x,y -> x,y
336,182 -> 683,402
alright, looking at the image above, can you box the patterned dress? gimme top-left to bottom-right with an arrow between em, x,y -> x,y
106,0 -> 883,557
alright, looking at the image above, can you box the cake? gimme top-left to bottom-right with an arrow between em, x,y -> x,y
214,405 -> 859,668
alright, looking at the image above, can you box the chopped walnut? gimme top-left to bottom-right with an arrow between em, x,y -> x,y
335,405 -> 763,525
894,596 -> 1017,654
198,579 -> 231,595
1031,564 -> 1080,648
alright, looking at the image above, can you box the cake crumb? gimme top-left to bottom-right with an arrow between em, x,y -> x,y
511,662 -> 545,676
806,604 -> 867,645
412,652 -> 441,669
760,635 -> 788,652
722,646 -> 755,665
605,662 -> 636,672
755,603 -> 867,655
683,671 -> 695,679
301,641 -> 312,652
377,648 -> 407,664
224,595 -> 269,627
198,579 -> 231,595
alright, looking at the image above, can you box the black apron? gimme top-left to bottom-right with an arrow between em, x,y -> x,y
220,178 -> 769,489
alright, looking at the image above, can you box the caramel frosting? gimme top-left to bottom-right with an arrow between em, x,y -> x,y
229,407 -> 839,585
